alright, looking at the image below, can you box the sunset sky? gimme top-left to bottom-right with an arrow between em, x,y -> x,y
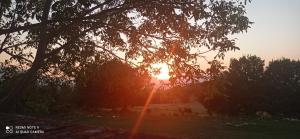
220,0 -> 300,67
0,0 -> 299,69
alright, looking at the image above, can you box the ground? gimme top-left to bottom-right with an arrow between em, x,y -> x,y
74,114 -> 300,139
1,102 -> 300,139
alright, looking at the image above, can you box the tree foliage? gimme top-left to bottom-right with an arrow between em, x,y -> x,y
226,55 -> 265,113
195,55 -> 265,115
195,56 -> 300,117
0,64 -> 75,114
0,0 -> 252,109
264,58 -> 300,116
0,1 -> 252,76
76,59 -> 151,110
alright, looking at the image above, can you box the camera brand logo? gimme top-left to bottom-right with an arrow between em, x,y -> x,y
5,126 -> 13,133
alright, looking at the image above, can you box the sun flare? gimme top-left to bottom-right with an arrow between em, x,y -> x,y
152,63 -> 170,80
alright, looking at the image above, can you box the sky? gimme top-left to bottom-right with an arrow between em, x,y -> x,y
220,0 -> 300,67
1,0 -> 299,69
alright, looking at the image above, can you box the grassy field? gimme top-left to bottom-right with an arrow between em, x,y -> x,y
61,103 -> 300,139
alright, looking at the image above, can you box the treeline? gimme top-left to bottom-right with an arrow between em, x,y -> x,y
0,56 -> 299,118
185,56 -> 300,117
0,59 -> 153,114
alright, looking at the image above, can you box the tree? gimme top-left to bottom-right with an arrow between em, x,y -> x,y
0,0 -> 252,110
76,59 -> 151,110
196,60 -> 232,116
197,55 -> 265,115
0,63 -> 75,113
226,55 -> 265,113
0,64 -> 22,99
196,80 -> 233,116
206,60 -> 226,80
264,58 -> 300,116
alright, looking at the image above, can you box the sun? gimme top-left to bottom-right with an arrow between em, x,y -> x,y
152,63 -> 170,80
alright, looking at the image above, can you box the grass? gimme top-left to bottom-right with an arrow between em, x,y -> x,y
61,103 -> 300,139
68,114 -> 300,139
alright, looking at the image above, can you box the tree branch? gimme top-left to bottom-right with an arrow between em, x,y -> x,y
0,42 -> 32,54
3,50 -> 32,63
95,45 -> 139,67
0,33 -> 10,50
0,0 -> 136,35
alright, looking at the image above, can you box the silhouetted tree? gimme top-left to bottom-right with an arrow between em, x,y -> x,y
76,59 -> 151,111
0,64 -> 22,99
226,55 -> 265,114
205,60 -> 226,80
264,58 -> 300,117
0,0 -> 252,110
197,60 -> 232,116
0,63 -> 75,114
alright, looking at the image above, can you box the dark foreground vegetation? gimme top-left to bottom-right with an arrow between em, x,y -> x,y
1,56 -> 299,118
193,56 -> 300,117
0,113 -> 179,139
2,108 -> 300,139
